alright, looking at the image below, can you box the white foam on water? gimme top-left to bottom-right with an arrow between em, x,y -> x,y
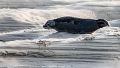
0,8 -> 96,25
0,8 -> 120,44
0,0 -> 120,67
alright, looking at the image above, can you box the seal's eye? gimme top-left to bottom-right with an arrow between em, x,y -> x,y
46,20 -> 55,27
47,23 -> 51,26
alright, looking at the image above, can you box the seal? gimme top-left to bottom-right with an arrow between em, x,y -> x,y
43,16 -> 109,34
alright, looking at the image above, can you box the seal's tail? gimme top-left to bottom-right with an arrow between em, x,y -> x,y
96,19 -> 110,28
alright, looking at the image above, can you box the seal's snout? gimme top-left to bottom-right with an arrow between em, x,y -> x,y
43,24 -> 49,29
43,20 -> 55,29
43,25 -> 46,28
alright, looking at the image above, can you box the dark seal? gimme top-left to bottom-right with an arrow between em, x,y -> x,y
43,16 -> 109,34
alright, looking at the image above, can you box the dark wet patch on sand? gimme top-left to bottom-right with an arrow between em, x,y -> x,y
0,17 -> 34,33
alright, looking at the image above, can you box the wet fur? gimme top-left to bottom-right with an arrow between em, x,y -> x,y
43,16 -> 109,34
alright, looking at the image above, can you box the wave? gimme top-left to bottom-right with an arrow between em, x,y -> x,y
0,0 -> 120,67
0,8 -> 96,26
0,8 -> 120,43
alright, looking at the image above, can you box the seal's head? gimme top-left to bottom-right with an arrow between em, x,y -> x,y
96,19 -> 109,28
43,20 -> 56,29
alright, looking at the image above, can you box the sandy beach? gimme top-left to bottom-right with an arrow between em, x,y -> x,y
0,0 -> 120,68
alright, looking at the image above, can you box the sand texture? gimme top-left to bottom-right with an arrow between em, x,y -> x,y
0,0 -> 120,68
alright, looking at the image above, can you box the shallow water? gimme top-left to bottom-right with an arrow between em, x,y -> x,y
0,0 -> 120,68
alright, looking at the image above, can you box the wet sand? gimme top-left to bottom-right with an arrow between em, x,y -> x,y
0,0 -> 120,68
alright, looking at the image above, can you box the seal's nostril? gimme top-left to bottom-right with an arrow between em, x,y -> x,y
43,25 -> 46,28
43,25 -> 49,29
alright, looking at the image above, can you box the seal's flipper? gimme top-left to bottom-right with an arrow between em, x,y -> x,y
96,19 -> 109,28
